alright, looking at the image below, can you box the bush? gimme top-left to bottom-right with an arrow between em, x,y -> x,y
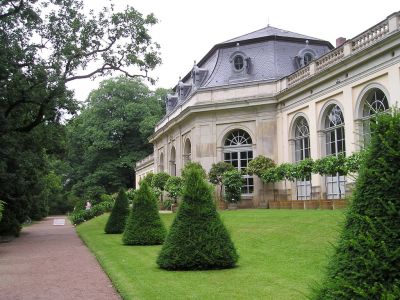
122,181 -> 166,245
208,161 -> 234,185
222,169 -> 243,203
152,172 -> 170,203
246,155 -> 275,177
0,208 -> 21,237
0,200 -> 5,222
152,172 -> 170,192
141,173 -> 155,186
69,200 -> 113,225
157,167 -> 238,270
182,162 -> 207,180
314,111 -> 400,299
165,176 -> 184,203
104,188 -> 129,234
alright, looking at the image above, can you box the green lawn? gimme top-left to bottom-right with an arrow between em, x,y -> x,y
76,209 -> 344,300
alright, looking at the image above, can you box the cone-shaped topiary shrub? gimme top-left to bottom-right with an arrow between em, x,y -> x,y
104,188 -> 129,234
122,181 -> 166,245
314,111 -> 400,299
157,166 -> 238,270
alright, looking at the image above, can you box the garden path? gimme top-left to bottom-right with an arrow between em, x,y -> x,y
0,216 -> 120,300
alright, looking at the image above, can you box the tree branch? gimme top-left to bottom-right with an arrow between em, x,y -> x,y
0,0 -> 24,19
65,64 -> 148,82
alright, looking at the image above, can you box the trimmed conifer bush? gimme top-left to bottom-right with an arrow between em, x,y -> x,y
157,167 -> 238,270
314,111 -> 400,299
122,181 -> 166,245
104,188 -> 129,234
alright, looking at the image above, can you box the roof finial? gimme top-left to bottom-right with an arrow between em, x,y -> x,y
193,60 -> 196,66
267,16 -> 270,27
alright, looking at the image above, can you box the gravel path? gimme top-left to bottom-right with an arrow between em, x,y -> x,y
0,216 -> 120,300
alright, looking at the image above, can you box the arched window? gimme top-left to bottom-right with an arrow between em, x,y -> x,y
293,117 -> 311,200
324,104 -> 345,156
323,104 -> 346,199
170,146 -> 176,176
159,153 -> 164,172
224,129 -> 252,146
183,139 -> 191,165
361,88 -> 389,145
294,117 -> 310,162
223,129 -> 253,194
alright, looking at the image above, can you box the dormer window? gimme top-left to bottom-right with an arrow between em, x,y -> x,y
233,55 -> 244,71
191,64 -> 208,88
230,51 -> 251,75
303,52 -> 313,66
295,44 -> 317,69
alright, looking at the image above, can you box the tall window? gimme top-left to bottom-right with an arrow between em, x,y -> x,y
361,88 -> 389,146
223,129 -> 254,194
294,117 -> 310,162
159,153 -> 164,172
324,104 -> 346,199
183,139 -> 191,165
170,146 -> 176,176
293,117 -> 311,200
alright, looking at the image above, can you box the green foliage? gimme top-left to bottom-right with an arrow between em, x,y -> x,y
222,170 -> 243,203
345,151 -> 364,174
208,162 -> 234,185
165,176 -> 184,202
261,167 -> 279,183
0,200 -> 5,222
293,158 -> 314,179
314,111 -> 400,299
66,77 -> 166,199
104,189 -> 129,234
157,167 -> 238,270
182,162 -> 207,180
122,181 -> 166,245
152,172 -> 170,192
125,189 -> 136,205
141,173 -> 155,186
277,163 -> 296,182
0,0 -> 161,236
312,154 -> 346,176
69,200 -> 113,225
160,198 -> 174,210
246,155 -> 276,177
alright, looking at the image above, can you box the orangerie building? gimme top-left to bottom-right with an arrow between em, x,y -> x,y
135,12 -> 400,208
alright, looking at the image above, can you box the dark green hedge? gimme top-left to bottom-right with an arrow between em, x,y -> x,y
314,111 -> 400,299
69,201 -> 113,225
104,189 -> 129,234
122,181 -> 166,245
157,167 -> 238,270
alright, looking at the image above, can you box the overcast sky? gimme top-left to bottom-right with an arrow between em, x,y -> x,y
67,0 -> 399,102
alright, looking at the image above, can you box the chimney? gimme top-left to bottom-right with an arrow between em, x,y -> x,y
336,37 -> 346,47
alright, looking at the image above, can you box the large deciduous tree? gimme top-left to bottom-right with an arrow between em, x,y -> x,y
66,77 -> 166,199
0,0 -> 162,236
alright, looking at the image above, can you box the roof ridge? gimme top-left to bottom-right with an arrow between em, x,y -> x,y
223,25 -> 322,44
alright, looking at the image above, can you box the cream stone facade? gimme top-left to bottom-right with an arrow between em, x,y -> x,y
136,12 -> 400,208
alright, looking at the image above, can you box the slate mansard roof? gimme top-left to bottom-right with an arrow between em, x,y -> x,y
165,25 -> 334,114
222,25 -> 324,44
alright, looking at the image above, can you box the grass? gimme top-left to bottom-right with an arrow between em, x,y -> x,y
76,209 -> 344,300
